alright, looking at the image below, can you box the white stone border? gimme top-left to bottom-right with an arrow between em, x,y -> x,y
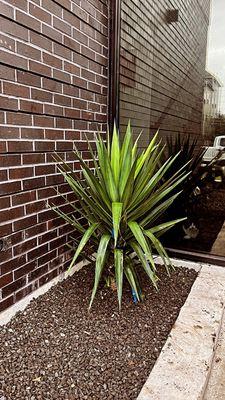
137,264 -> 225,400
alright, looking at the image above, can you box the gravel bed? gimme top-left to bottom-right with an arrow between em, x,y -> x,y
0,264 -> 197,400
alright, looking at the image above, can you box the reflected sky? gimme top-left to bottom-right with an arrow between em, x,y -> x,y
207,0 -> 225,113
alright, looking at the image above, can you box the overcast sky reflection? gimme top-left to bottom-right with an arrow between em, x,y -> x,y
207,0 -> 225,113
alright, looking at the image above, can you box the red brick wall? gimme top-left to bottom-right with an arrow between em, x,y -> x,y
0,0 -> 108,312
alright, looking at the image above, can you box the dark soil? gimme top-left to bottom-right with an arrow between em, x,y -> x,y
166,216 -> 224,253
165,182 -> 225,253
0,264 -> 197,400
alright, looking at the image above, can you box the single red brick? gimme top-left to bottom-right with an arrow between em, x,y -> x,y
4,0 -> 27,11
53,16 -> 71,35
17,42 -> 42,62
56,141 -> 73,151
96,74 -> 107,86
64,36 -> 80,52
0,247 -> 12,263
35,164 -> 55,177
88,81 -> 102,93
64,108 -> 80,118
12,190 -> 36,206
33,115 -> 54,128
14,215 -> 37,231
30,31 -> 52,52
37,186 -> 56,200
54,93 -> 71,107
73,98 -> 87,109
7,141 -> 33,153
29,60 -> 52,77
42,24 -> 63,43
0,154 -> 21,167
31,88 -> 53,103
0,206 -> 24,223
65,62 -> 81,77
56,117 -> 73,129
2,277 -> 27,298
23,177 -> 45,191
43,52 -> 62,69
71,3 -> 88,22
15,284 -> 33,302
73,28 -> 88,46
26,200 -> 46,214
38,249 -> 57,266
9,166 -> 34,180
38,229 -> 57,245
0,96 -> 18,111
64,130 -> 80,140
0,33 -> 15,52
62,84 -> 79,97
0,196 -> 10,209
72,76 -> 87,89
42,78 -> 62,93
54,42 -> 72,61
17,71 -> 41,87
0,65 -> 15,81
20,100 -> 43,114
45,173 -> 65,185
81,110 -> 94,120
39,268 -> 58,287
6,112 -> 32,126
25,223 -> 47,240
96,53 -> 107,66
34,141 -> 56,152
0,2 -> 14,18
95,113 -> 107,122
28,264 -> 48,282
73,53 -> 89,68
44,104 -> 63,116
1,255 -> 26,275
0,222 -> 12,236
0,296 -> 14,313
53,69 -> 71,83
63,10 -> 80,29
16,10 -> 41,31
89,59 -> 102,74
9,231 -> 24,246
0,142 -> 7,153
0,272 -> 13,289
27,243 -> 48,263
23,152 -> 45,165
45,129 -> 64,140
80,89 -> 95,101
81,21 -> 95,38
89,38 -> 101,53
29,3 -> 51,24
37,209 -> 56,223
42,0 -> 62,18
21,128 -> 44,139
14,238 -> 37,257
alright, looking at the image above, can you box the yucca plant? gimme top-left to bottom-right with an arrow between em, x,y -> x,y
52,123 -> 189,309
163,133 -> 205,181
162,133 -> 206,221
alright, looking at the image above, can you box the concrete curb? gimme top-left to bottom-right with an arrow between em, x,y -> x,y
137,264 -> 225,400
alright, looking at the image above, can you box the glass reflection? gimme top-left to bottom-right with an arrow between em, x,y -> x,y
119,0 -> 225,257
